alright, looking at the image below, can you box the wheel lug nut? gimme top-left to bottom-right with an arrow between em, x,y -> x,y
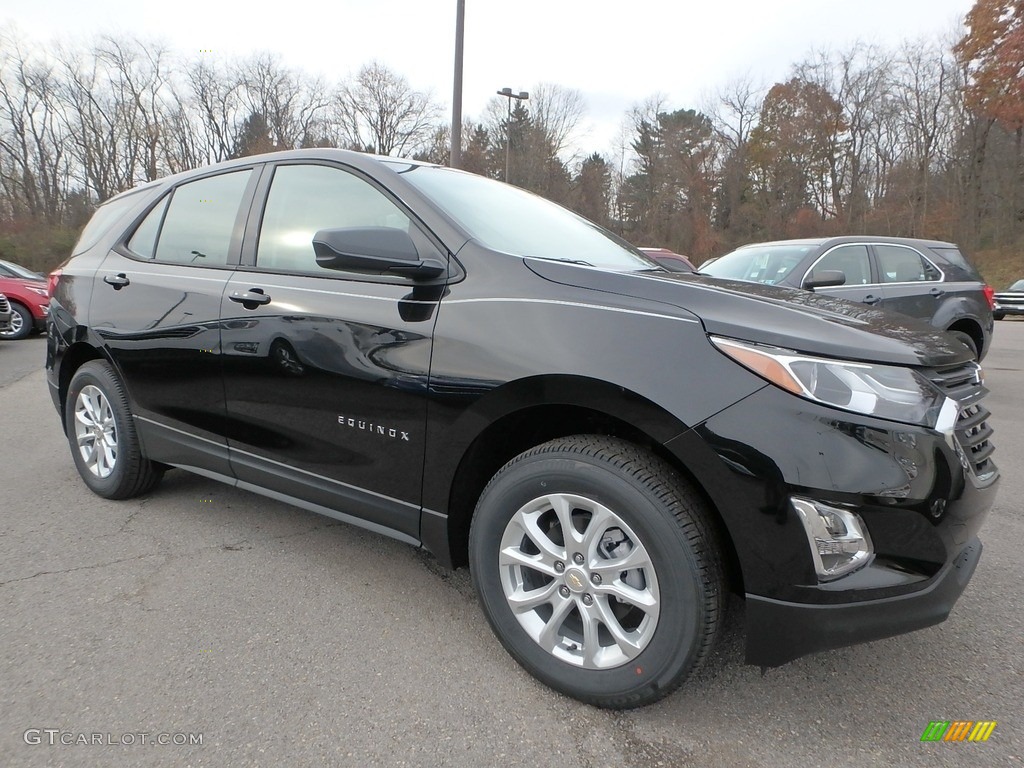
554,561 -> 565,573
591,573 -> 602,585
558,586 -> 570,598
573,553 -> 584,565
582,594 -> 593,606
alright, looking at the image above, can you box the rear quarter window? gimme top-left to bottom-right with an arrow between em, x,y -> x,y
72,187 -> 156,256
930,246 -> 983,281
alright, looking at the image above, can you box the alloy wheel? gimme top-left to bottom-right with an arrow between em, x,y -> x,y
74,384 -> 118,478
498,493 -> 660,669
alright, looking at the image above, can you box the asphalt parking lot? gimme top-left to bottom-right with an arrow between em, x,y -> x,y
1,325 -> 1022,768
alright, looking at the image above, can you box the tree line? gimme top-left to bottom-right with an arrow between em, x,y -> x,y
1,1 -> 1022,282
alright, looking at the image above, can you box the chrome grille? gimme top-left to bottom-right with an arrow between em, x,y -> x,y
925,361 -> 996,479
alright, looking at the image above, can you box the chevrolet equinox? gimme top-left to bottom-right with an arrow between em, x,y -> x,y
47,149 -> 999,708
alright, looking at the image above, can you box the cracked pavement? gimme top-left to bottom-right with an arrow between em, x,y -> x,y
2,331 -> 1022,767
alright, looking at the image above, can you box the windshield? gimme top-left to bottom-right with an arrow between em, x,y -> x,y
1010,280 -> 1024,291
397,165 -> 654,271
701,244 -> 817,285
0,259 -> 44,280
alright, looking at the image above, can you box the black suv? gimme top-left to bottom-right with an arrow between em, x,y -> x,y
47,150 -> 999,708
702,237 -> 996,358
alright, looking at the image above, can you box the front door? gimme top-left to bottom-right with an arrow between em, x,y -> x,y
219,162 -> 445,539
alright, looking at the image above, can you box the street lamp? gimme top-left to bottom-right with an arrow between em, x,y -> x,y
497,87 -> 528,183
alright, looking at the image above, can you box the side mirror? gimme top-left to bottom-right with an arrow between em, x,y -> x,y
804,270 -> 846,290
313,227 -> 446,279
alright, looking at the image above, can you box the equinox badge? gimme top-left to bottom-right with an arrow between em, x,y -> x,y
338,415 -> 410,442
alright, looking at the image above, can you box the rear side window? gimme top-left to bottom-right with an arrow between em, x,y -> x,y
132,170 -> 252,266
256,164 -> 412,274
127,195 -> 170,259
876,245 -> 940,283
931,246 -> 982,280
73,188 -> 152,255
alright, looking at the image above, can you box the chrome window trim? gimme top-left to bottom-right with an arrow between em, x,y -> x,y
800,242 -> 946,288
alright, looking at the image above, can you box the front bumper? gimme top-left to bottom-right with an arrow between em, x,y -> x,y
745,537 -> 982,666
664,377 -> 997,667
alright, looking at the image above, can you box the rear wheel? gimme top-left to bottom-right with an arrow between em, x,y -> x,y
469,435 -> 724,709
66,360 -> 163,499
0,302 -> 33,340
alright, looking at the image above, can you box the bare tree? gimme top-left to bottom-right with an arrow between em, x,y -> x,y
529,82 -> 585,158
0,30 -> 71,221
335,61 -> 441,155
235,52 -> 331,150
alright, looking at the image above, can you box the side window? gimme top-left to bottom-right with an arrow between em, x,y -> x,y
809,244 -> 871,285
127,195 -> 170,259
256,164 -> 412,274
876,245 -> 940,283
138,170 -> 251,266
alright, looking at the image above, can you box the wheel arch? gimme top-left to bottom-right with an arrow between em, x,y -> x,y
435,375 -> 743,595
56,341 -> 105,431
946,317 -> 984,357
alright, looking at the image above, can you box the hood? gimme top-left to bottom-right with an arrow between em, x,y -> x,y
525,260 -> 972,368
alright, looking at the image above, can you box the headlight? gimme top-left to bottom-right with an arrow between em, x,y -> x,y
710,336 -> 945,426
28,287 -> 49,297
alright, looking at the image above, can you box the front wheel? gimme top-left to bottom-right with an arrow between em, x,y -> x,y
65,360 -> 163,499
0,302 -> 33,340
469,436 -> 724,709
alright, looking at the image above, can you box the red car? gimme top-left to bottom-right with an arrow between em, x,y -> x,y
0,260 -> 49,340
638,247 -> 696,272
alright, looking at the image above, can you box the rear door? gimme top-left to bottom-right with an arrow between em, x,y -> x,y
219,161 -> 446,539
92,166 -> 260,476
873,243 -> 944,322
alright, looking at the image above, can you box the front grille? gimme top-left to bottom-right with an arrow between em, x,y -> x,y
925,362 -> 996,479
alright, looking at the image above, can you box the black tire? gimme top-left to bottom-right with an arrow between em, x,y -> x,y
993,312 -> 1005,321
469,435 -> 724,709
949,330 -> 979,359
65,360 -> 164,499
0,301 -> 33,340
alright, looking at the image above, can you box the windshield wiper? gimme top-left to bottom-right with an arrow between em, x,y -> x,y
534,257 -> 594,267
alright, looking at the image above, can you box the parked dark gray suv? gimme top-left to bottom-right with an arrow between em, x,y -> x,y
702,237 -> 995,358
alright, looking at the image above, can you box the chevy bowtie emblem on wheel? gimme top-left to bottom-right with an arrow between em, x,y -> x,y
337,415 -> 410,442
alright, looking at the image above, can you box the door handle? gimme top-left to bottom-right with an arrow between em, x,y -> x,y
103,273 -> 130,289
863,294 -> 881,305
229,289 -> 272,307
930,287 -> 945,298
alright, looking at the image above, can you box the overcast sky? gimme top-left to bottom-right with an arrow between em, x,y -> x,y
6,0 -> 976,157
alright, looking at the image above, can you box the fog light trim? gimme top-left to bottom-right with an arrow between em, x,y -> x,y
792,497 -> 873,581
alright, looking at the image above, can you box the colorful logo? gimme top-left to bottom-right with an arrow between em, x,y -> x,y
921,721 -> 997,742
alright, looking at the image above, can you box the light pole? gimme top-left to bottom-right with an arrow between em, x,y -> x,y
497,87 -> 528,183
450,0 -> 465,168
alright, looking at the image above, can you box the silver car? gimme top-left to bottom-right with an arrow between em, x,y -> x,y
994,279 -> 1024,320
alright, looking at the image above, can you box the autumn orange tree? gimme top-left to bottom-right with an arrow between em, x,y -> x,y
955,0 -> 1024,241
